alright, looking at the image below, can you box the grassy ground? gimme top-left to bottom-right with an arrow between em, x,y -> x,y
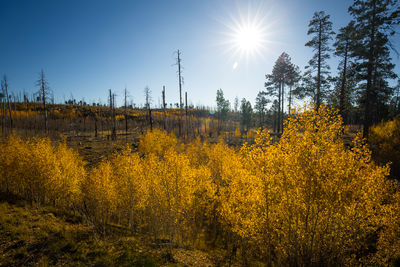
0,195 -> 232,266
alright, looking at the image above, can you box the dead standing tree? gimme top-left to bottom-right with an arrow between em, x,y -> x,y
113,93 -> 117,138
94,107 -> 98,138
98,104 -> 103,137
109,89 -> 117,140
144,86 -> 153,131
175,50 -> 184,137
36,70 -> 50,133
124,87 -> 129,139
1,88 -> 5,135
162,86 -> 167,130
2,75 -> 13,130
185,91 -> 188,138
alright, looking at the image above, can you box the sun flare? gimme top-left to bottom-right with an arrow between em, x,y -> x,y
220,5 -> 275,65
234,24 -> 263,53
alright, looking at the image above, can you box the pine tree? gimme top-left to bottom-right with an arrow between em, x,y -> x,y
265,52 -> 297,132
389,79 -> 400,117
328,66 -> 358,124
348,0 -> 399,136
271,99 -> 279,133
304,11 -> 335,109
333,21 -> 356,123
233,96 -> 239,113
286,64 -> 301,115
216,89 -> 230,133
255,91 -> 269,128
240,98 -> 252,133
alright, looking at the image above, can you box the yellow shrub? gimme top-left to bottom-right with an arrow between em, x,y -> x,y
185,136 -> 210,167
0,134 -> 27,195
369,116 -> 400,180
234,127 -> 241,138
246,129 -> 253,139
139,147 -> 214,243
138,129 -> 178,158
219,106 -> 397,266
109,147 -> 147,230
0,134 -> 84,208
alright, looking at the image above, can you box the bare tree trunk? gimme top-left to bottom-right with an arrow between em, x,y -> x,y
3,76 -> 13,129
149,108 -> 153,131
109,89 -> 116,140
98,107 -> 102,137
185,91 -> 188,138
13,94 -> 17,129
277,82 -> 281,133
364,2 -> 377,138
281,81 -> 285,132
162,86 -> 167,130
339,44 -> 348,124
1,94 -> 5,135
124,87 -> 128,139
1,82 -> 6,135
109,90 -> 112,138
177,50 -> 183,137
112,93 -> 116,140
288,86 -> 292,115
316,20 -> 322,110
40,71 -> 48,133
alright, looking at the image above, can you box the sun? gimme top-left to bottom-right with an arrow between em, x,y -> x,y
233,24 -> 263,54
219,5 -> 276,68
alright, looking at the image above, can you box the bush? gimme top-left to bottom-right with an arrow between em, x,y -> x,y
0,135 -> 85,208
369,116 -> 400,180
138,129 -> 178,158
219,106 -> 398,266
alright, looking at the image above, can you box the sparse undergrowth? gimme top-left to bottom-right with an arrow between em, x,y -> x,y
0,198 -> 161,266
0,197 -> 227,267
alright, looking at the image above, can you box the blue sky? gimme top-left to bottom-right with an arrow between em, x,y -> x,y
0,0 -> 399,108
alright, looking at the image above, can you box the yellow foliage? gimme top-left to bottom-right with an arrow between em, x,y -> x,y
138,129 -> 178,157
185,136 -> 210,167
234,127 -> 241,138
115,114 -> 125,121
369,116 -> 400,179
51,109 -> 63,118
219,105 -> 396,265
1,107 -> 400,265
110,147 -> 146,226
0,134 -> 84,208
246,129 -> 253,139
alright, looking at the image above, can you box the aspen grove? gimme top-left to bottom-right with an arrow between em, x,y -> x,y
1,106 -> 399,265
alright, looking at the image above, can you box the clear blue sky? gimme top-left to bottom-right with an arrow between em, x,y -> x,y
0,0 -> 399,108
